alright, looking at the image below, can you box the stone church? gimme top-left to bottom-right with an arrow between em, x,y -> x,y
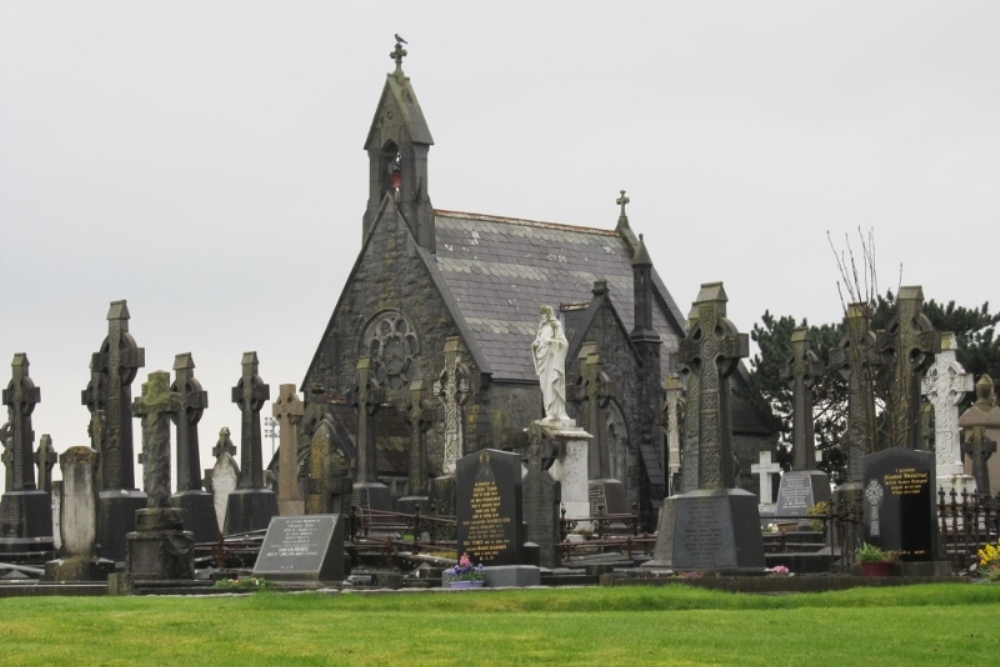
296,45 -> 776,526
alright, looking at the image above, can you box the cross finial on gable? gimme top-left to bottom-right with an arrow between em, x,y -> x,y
616,190 -> 630,226
390,40 -> 408,73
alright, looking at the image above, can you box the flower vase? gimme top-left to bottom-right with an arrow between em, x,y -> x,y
860,561 -> 895,577
449,580 -> 485,589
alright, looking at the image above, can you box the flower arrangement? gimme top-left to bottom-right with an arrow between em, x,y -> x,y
768,565 -> 791,576
807,501 -> 828,532
855,542 -> 898,564
213,576 -> 273,590
447,553 -> 486,582
977,540 -> 1000,581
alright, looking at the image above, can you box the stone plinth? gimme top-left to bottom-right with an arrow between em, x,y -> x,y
0,490 -> 54,553
125,507 -> 195,581
224,488 -> 278,536
97,489 -> 146,562
170,489 -> 219,542
536,420 -> 592,533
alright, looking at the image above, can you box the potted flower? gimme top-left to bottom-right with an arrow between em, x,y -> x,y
856,542 -> 898,577
976,540 -> 1000,581
445,553 -> 487,588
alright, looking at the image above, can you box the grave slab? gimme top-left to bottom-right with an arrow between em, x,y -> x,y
253,514 -> 345,582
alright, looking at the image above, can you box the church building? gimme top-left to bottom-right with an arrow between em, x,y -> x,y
298,43 -> 776,526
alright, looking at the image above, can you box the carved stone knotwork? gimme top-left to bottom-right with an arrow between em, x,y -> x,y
433,337 -> 472,474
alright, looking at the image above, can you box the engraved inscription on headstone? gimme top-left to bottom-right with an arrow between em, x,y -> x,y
456,449 -> 523,566
253,515 -> 345,582
862,448 -> 936,561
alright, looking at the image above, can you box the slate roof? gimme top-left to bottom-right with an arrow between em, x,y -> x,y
431,210 -> 685,382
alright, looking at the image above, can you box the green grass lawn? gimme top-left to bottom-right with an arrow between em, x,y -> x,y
1,584 -> 998,667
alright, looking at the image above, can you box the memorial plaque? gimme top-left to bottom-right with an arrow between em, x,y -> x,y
456,449 -> 523,566
670,495 -> 734,569
862,448 -> 936,561
775,471 -> 831,517
253,515 -> 345,582
588,483 -> 608,514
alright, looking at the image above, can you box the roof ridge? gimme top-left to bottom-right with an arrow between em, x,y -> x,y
434,209 -> 617,236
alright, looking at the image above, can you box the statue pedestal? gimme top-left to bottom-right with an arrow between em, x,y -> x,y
532,420 -> 592,534
125,508 -> 194,581
644,488 -> 765,572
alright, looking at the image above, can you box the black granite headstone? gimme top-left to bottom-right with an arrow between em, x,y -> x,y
862,447 -> 937,562
456,449 -> 523,566
775,471 -> 831,517
253,515 -> 345,582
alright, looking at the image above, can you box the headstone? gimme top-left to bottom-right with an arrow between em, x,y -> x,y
273,384 -> 305,516
922,332 -> 976,497
0,353 -> 53,550
878,286 -> 940,450
679,306 -> 701,495
50,481 -> 62,550
351,356 -> 392,517
224,352 -> 277,535
862,447 -> 937,561
576,343 -> 626,515
210,428 -> 239,534
660,374 -> 684,496
456,449 -> 525,565
958,374 -> 1000,499
126,370 -> 195,581
434,337 -> 471,474
169,353 -> 218,542
396,379 -> 436,512
87,301 -> 147,562
34,434 -> 57,493
524,426 -> 561,568
829,302 -> 882,489
252,515 -> 345,583
750,451 -> 781,509
306,415 -> 353,515
646,282 -> 765,571
774,328 -> 831,515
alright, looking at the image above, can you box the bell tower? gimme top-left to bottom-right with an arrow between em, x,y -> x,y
363,38 -> 435,252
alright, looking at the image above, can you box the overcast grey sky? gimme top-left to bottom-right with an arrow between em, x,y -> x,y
2,2 -> 998,493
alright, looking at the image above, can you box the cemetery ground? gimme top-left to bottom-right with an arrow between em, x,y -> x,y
1,584 -> 997,666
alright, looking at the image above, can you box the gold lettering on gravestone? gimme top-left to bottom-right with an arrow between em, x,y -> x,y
466,479 -> 510,560
881,468 -> 929,496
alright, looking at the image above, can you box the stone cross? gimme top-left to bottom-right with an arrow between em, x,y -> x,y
132,371 -> 178,509
390,41 -> 407,71
405,379 -> 436,496
781,328 -> 825,471
273,384 -> 305,510
677,282 -> 749,490
829,303 -> 881,483
1,414 -> 13,491
578,343 -> 614,479
34,434 -> 57,493
353,357 -> 383,484
434,337 -> 472,474
231,352 -> 270,489
81,356 -> 105,453
679,307 -> 701,495
751,451 -> 782,505
616,190 -> 630,226
878,286 -> 940,450
922,332 -> 973,477
171,353 -> 208,493
88,300 -> 145,490
213,426 -> 237,459
660,374 -> 684,496
2,353 -> 41,492
963,427 -> 996,498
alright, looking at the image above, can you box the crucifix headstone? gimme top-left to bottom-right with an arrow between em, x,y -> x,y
0,354 -> 52,544
751,451 -> 781,508
34,434 -> 56,493
210,427 -> 239,535
829,303 -> 882,485
646,282 -> 764,572
168,353 -> 217,541
352,357 -> 392,518
132,371 -> 179,511
922,332 -> 975,497
434,337 -> 471,475
224,353 -> 277,535
958,374 -> 1000,501
273,384 -> 305,516
395,379 -> 436,513
878,286 -> 940,450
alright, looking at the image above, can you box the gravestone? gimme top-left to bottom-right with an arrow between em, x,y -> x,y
524,425 -> 561,568
862,447 -> 937,561
0,353 -> 54,552
306,416 -> 353,515
576,343 -> 626,515
210,428 -> 239,533
430,337 -> 472,516
660,374 -> 684,497
87,301 -> 147,562
775,328 -> 830,516
127,371 -> 195,581
456,449 -> 525,566
273,384 -> 305,516
750,451 -> 781,511
396,379 -> 436,513
169,353 -> 218,542
679,305 -> 701,495
922,333 -> 976,498
252,515 -> 345,583
878,286 -> 940,450
351,357 -> 392,518
34,434 -> 57,493
224,353 -> 278,535
45,446 -> 112,582
958,374 -> 1000,499
646,283 -> 765,571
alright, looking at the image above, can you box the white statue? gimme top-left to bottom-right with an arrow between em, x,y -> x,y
531,305 -> 570,423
